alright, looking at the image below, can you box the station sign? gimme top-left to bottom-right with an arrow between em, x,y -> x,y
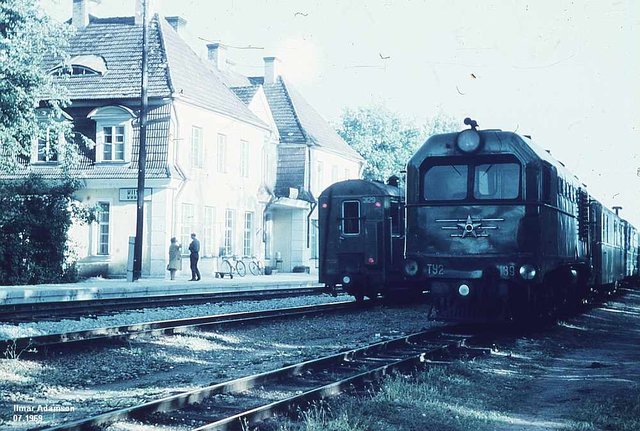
119,188 -> 152,201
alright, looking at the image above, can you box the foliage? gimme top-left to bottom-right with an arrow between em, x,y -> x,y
0,0 -> 75,172
0,175 -> 94,285
336,105 -> 459,182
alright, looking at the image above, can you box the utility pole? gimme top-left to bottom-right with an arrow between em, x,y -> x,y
132,0 -> 149,281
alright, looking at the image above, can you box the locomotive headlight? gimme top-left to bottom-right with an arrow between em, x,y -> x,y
456,129 -> 482,153
519,264 -> 537,280
403,259 -> 419,277
342,275 -> 351,284
458,284 -> 470,296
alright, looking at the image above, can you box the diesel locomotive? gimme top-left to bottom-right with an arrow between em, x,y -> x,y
403,118 -> 639,320
318,178 -> 406,300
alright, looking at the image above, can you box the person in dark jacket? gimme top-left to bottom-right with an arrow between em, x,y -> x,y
188,233 -> 201,281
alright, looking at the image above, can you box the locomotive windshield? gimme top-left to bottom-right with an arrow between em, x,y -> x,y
422,158 -> 521,201
423,165 -> 468,200
474,163 -> 520,199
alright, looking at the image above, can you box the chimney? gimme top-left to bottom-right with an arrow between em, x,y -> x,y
207,43 -> 227,72
135,0 -> 157,25
72,0 -> 89,28
165,16 -> 187,34
264,56 -> 280,84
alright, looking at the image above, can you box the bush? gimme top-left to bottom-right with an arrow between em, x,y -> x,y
0,175 -> 93,285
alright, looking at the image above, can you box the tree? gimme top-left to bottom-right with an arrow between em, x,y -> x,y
0,0 -> 73,172
0,175 -> 95,285
336,105 -> 458,182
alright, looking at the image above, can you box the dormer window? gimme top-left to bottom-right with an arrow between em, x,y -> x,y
50,54 -> 108,77
87,105 -> 136,163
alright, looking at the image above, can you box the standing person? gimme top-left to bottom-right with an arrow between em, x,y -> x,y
167,237 -> 182,280
188,233 -> 201,281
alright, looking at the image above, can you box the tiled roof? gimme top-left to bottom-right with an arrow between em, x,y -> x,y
249,76 -> 363,161
1,104 -> 174,180
46,15 -> 267,129
230,85 -> 261,105
158,18 -> 267,129
48,16 -> 171,100
274,146 -> 307,199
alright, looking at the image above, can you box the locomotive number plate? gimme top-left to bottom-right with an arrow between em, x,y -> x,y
498,264 -> 516,278
425,263 -> 444,276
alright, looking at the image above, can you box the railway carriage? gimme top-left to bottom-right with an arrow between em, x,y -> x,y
590,201 -> 626,291
318,179 -> 405,300
402,119 -> 637,320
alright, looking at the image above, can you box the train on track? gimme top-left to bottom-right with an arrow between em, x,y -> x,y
319,118 -> 640,321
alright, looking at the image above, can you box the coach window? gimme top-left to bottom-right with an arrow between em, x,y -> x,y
474,163 -> 520,200
423,164 -> 468,200
342,201 -> 360,235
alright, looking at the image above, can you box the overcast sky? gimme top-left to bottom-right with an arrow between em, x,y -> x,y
42,0 -> 640,225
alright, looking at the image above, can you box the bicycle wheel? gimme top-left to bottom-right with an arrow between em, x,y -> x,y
221,260 -> 233,275
248,261 -> 260,275
236,261 -> 246,277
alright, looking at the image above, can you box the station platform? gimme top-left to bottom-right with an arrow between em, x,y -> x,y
0,273 -> 321,306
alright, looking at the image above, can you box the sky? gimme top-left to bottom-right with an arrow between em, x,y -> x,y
41,0 -> 640,225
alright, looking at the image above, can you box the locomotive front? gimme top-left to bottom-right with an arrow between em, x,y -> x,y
404,122 -> 544,320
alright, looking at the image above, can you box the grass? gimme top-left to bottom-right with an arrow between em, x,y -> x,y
259,343 -> 640,431
568,390 -> 640,431
274,363 -> 520,431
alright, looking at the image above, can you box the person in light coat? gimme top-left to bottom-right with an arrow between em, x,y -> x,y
167,237 -> 182,280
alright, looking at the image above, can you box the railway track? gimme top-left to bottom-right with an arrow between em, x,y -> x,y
0,286 -> 331,322
38,326 -> 487,431
0,301 -> 362,353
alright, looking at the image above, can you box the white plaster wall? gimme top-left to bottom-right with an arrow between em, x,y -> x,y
172,100 -> 273,274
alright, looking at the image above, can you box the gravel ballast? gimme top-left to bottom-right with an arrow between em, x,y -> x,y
0,293 -> 350,340
0,297 -> 434,430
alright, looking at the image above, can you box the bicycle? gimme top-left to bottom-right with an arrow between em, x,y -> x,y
217,255 -> 246,278
246,255 -> 263,275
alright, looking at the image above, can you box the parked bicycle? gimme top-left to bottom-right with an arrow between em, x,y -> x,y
218,255 -> 246,278
245,255 -> 263,275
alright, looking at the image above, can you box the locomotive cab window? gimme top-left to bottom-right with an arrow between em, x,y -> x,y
474,163 -> 520,200
390,200 -> 404,237
423,164 -> 468,200
342,201 -> 361,235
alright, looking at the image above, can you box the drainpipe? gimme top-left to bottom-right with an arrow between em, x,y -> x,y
306,202 -> 317,248
170,102 -> 188,239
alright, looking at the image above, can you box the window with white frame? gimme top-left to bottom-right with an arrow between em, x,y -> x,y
102,125 -> 125,161
331,165 -> 340,183
217,134 -> 227,173
264,213 -> 272,259
87,105 -> 135,163
35,129 -> 59,162
190,126 -> 203,168
96,202 -> 110,255
203,206 -> 216,257
310,219 -> 319,259
316,161 -> 324,193
240,140 -> 249,178
243,212 -> 254,257
224,209 -> 235,255
181,203 -> 195,249
261,145 -> 269,184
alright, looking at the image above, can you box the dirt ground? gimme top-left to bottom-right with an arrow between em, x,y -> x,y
276,288 -> 640,431
489,288 -> 640,430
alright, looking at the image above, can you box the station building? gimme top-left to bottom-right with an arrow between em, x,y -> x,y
4,0 -> 363,277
